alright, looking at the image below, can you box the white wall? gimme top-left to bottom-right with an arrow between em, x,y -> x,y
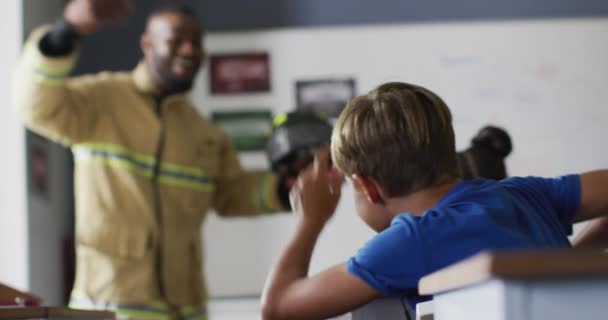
27,134 -> 73,306
196,18 -> 608,297
0,0 -> 28,290
0,0 -> 69,304
22,0 -> 73,305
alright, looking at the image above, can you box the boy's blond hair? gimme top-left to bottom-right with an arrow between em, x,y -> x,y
331,82 -> 460,197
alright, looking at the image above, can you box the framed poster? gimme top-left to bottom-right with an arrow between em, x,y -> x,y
209,53 -> 271,94
212,110 -> 273,151
295,78 -> 356,118
29,138 -> 49,197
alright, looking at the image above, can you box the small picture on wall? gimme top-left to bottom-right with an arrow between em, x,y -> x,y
212,110 -> 273,151
209,53 -> 271,94
28,135 -> 49,197
295,78 -> 356,118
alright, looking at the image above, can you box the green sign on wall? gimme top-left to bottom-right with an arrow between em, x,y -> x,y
212,110 -> 273,151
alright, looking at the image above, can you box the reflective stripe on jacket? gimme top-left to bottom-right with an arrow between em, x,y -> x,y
13,26 -> 284,307
70,291 -> 207,320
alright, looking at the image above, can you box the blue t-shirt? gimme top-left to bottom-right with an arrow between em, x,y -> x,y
347,175 -> 581,306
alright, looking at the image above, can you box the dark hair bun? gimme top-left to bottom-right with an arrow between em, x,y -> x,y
471,125 -> 512,158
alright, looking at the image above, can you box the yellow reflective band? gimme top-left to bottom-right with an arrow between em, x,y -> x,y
73,143 -> 216,192
255,173 -> 280,212
67,303 -> 96,310
113,308 -> 171,320
272,113 -> 288,127
31,57 -> 73,77
158,176 -> 215,192
76,143 -> 205,176
181,306 -> 208,320
73,153 -> 154,178
34,73 -> 66,85
25,40 -> 75,76
34,67 -> 69,80
75,143 -> 156,165
68,302 -> 171,320
70,291 -> 206,320
161,162 -> 203,177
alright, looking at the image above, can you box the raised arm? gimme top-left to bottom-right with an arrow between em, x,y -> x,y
12,0 -> 131,145
212,131 -> 288,216
261,148 -> 382,320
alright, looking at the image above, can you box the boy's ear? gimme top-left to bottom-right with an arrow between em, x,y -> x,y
352,174 -> 385,205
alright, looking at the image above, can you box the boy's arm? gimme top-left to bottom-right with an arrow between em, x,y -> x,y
261,148 -> 382,320
261,224 -> 382,320
572,217 -> 608,248
573,170 -> 608,223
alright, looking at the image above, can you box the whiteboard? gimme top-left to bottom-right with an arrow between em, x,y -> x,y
191,18 -> 608,297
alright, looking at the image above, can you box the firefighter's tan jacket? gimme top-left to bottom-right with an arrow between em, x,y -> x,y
13,27 -> 284,308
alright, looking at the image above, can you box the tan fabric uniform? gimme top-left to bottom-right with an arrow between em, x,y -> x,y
13,27 -> 284,319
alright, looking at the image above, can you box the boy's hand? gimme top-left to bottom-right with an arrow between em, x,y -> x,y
64,0 -> 132,35
289,146 -> 343,226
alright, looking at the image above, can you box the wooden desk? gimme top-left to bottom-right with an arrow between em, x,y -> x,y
419,249 -> 608,320
0,307 -> 114,319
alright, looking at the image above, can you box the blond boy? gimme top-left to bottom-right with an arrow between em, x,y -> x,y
261,82 -> 608,320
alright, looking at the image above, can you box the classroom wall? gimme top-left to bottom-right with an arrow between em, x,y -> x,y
20,0 -> 76,305
200,0 -> 608,31
0,0 -> 27,290
196,18 -> 608,297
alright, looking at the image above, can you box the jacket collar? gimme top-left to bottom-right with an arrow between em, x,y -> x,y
132,61 -> 190,104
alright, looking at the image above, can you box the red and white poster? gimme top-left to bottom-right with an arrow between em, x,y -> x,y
29,140 -> 48,197
209,53 -> 271,94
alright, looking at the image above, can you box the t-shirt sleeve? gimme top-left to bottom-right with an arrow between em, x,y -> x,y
347,216 -> 427,296
506,175 -> 581,235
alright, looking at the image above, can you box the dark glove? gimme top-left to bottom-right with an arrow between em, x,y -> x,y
39,19 -> 81,57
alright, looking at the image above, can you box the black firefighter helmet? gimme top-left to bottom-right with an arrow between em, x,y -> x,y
266,111 -> 333,178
